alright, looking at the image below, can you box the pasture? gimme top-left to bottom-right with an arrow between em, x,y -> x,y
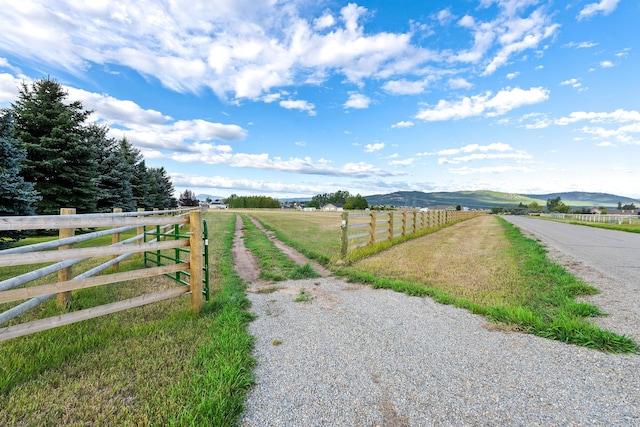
1,209 -> 636,425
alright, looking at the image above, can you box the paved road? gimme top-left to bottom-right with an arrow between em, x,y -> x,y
501,215 -> 640,338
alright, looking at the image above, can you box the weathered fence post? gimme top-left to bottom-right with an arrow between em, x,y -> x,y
112,208 -> 122,272
340,211 -> 349,260
189,210 -> 204,313
57,208 -> 76,308
370,211 -> 377,245
388,211 -> 394,242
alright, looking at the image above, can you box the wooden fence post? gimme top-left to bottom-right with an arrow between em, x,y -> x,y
340,211 -> 349,260
189,210 -> 204,313
370,211 -> 377,245
57,208 -> 76,308
402,211 -> 407,237
388,211 -> 394,242
112,208 -> 122,272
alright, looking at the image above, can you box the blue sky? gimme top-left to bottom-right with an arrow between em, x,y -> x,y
0,0 -> 638,200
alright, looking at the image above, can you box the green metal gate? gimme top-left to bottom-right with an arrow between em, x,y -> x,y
143,219 -> 209,301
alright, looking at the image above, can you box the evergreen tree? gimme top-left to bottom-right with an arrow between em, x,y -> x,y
0,111 -> 40,248
148,166 -> 177,209
132,160 -> 152,209
178,189 -> 200,207
10,77 -> 98,214
95,130 -> 135,212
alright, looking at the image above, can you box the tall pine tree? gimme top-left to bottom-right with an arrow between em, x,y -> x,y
0,111 -> 40,247
10,77 -> 98,214
94,129 -> 135,212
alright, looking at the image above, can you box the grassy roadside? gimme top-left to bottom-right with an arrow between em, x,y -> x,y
338,216 -> 638,353
0,212 -> 256,425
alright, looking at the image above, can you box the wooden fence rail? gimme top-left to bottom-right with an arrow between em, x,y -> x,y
341,209 -> 484,258
0,207 -> 206,341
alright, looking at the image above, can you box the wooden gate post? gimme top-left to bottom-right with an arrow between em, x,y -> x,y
370,211 -> 377,245
57,208 -> 76,308
402,211 -> 407,237
189,210 -> 204,313
388,211 -> 394,242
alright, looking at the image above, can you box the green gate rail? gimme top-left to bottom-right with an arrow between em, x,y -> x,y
143,219 -> 209,301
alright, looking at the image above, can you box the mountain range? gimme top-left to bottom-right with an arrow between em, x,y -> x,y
363,191 -> 639,209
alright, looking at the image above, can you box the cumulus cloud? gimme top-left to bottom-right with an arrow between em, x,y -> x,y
448,165 -> 534,175
577,0 -> 620,20
344,93 -> 371,109
600,60 -> 614,68
448,78 -> 473,89
365,142 -> 385,153
391,121 -> 414,128
171,172 -> 328,195
416,87 -> 549,121
280,99 -> 317,115
554,109 -> 640,145
389,158 -> 415,166
382,79 -> 427,95
450,3 -> 559,76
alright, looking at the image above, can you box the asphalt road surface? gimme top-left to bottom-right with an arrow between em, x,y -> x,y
501,215 -> 640,339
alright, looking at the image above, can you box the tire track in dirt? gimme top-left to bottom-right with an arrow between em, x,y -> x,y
231,214 -> 332,286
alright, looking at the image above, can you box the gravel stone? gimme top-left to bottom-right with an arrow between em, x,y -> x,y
240,278 -> 640,426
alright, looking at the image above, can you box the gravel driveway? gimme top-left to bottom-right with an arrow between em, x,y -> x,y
236,216 -> 640,426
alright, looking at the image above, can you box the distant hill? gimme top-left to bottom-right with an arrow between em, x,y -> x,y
364,190 -> 639,209
196,194 -> 226,202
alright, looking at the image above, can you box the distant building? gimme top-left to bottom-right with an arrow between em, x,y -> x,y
322,203 -> 344,211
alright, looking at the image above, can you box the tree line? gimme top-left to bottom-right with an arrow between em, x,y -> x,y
1,77 -> 177,247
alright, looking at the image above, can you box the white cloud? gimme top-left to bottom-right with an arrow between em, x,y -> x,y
344,93 -> 371,109
416,87 -> 549,121
563,41 -> 598,48
448,78 -> 473,89
578,0 -> 620,20
0,2 -> 435,101
0,72 -> 22,104
436,8 -> 456,26
279,99 -> 317,115
450,4 -> 559,76
382,79 -> 427,95
600,60 -> 614,68
295,141 -> 307,147
554,109 -> 640,145
506,72 -> 519,79
448,165 -> 534,175
314,14 -> 335,30
391,121 -> 414,129
171,172 -> 327,195
389,158 -> 415,166
364,142 -> 385,153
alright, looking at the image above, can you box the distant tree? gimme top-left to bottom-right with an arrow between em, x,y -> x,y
179,189 -> 200,207
225,195 -> 280,209
308,190 -> 351,208
456,204 -> 462,211
618,201 -> 622,210
546,196 -> 570,213
622,203 -> 637,210
0,111 -> 40,248
529,201 -> 540,211
10,77 -> 98,214
343,194 -> 368,210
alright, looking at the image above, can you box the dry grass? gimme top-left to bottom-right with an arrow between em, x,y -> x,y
353,216 -> 528,306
